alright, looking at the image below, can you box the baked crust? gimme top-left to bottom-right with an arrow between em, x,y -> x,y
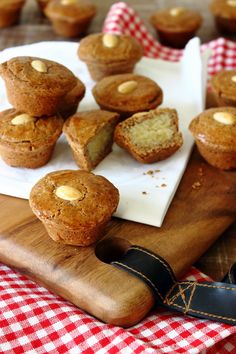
114,108 -> 183,163
0,108 -> 63,168
211,69 -> 236,106
63,110 -> 119,170
0,0 -> 25,28
29,170 -> 119,246
45,0 -> 96,37
150,7 -> 202,48
58,79 -> 86,119
189,107 -> 236,170
0,56 -> 77,116
78,33 -> 143,81
92,74 -> 163,119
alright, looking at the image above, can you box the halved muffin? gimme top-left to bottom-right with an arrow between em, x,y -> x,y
114,108 -> 183,163
63,110 -> 120,170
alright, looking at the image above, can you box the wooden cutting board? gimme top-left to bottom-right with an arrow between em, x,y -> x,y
0,147 -> 236,327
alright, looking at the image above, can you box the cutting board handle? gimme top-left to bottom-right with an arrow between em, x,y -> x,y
111,245 -> 236,326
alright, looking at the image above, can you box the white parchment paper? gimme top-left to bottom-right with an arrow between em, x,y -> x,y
0,39 -> 209,227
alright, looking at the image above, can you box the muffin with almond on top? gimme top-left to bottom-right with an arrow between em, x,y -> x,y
29,170 -> 119,246
189,107 -> 236,170
0,108 -> 63,168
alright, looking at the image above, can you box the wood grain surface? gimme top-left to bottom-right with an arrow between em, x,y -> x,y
0,147 -> 235,326
0,0 -> 236,326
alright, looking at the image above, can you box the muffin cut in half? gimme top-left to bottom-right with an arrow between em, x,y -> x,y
189,107 -> 236,170
0,108 -> 63,168
29,170 -> 119,246
63,110 -> 120,170
114,108 -> 183,163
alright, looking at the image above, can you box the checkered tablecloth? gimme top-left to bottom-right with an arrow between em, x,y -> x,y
1,2 -> 236,353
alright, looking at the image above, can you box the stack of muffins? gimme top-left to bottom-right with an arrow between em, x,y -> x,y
0,56 -> 85,168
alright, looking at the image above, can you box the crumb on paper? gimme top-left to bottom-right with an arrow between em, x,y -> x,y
143,169 -> 161,176
161,183 -> 167,187
192,181 -> 201,190
143,170 -> 154,175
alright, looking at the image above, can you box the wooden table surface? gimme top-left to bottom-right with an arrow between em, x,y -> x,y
0,0 -> 236,281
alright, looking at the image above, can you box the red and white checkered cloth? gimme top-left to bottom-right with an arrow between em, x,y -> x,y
1,2 -> 236,353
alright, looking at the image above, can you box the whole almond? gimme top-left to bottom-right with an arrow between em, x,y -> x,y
231,75 -> 236,83
102,33 -> 119,48
227,0 -> 236,6
55,185 -> 84,201
31,60 -> 47,73
118,80 -> 138,94
169,7 -> 185,16
11,113 -> 35,125
213,112 -> 236,125
61,0 -> 77,4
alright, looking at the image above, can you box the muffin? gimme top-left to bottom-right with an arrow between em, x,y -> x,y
29,170 -> 119,246
58,79 -> 86,119
210,0 -> 236,34
92,74 -> 163,119
0,0 -> 25,28
0,56 -> 77,117
0,108 -> 63,168
45,0 -> 96,38
150,7 -> 202,48
63,110 -> 120,170
189,107 -> 236,170
78,33 -> 143,81
114,108 -> 183,164
211,69 -> 236,107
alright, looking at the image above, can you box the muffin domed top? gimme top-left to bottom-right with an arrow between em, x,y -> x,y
78,33 -> 143,63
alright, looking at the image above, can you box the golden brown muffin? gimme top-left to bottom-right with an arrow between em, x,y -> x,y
114,108 -> 183,164
78,33 -> 143,81
211,70 -> 236,106
45,0 -> 96,38
58,79 -> 86,119
150,7 -> 202,48
92,74 -> 163,119
29,170 -> 119,246
0,108 -> 63,168
189,107 -> 236,170
63,110 -> 120,170
0,56 -> 77,117
210,0 -> 236,34
0,0 -> 25,28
